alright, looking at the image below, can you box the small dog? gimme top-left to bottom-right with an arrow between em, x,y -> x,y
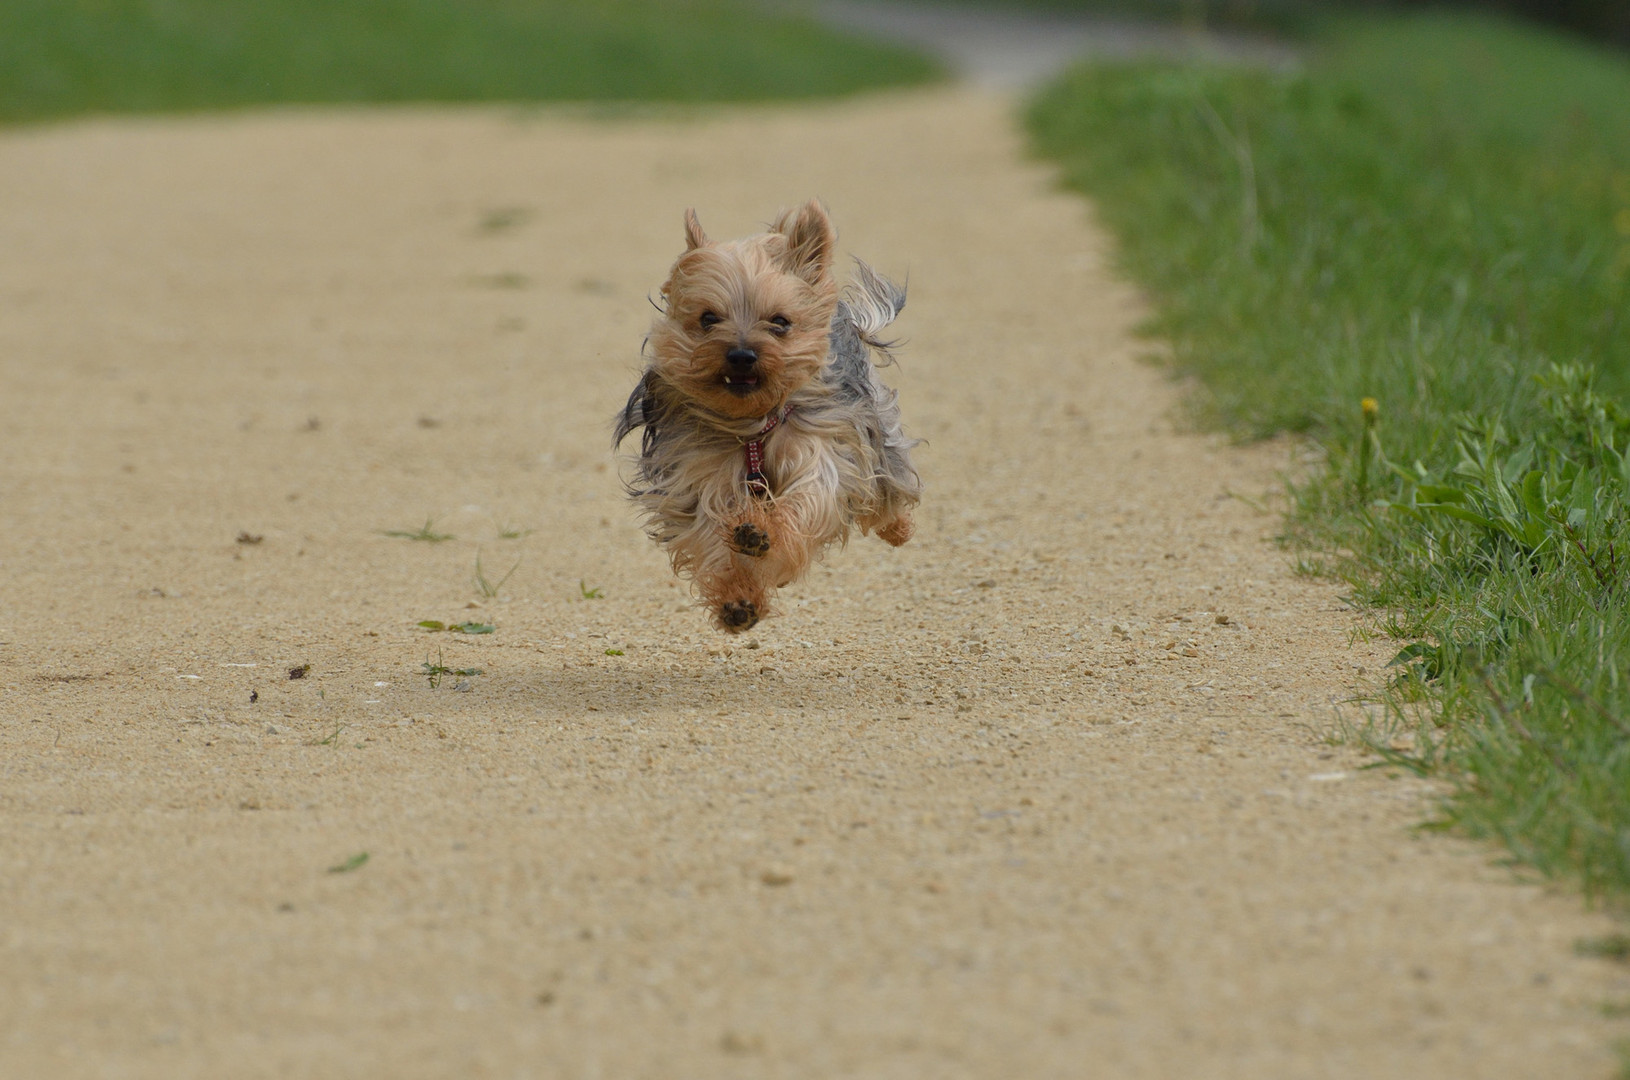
614,200 -> 920,632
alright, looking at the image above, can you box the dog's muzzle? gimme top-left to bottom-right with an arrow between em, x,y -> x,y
723,347 -> 759,394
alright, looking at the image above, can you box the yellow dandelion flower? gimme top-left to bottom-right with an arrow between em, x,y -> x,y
1361,397 -> 1379,420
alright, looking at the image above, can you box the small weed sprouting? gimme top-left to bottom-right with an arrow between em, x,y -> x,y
384,519 -> 454,542
604,648 -> 624,656
328,852 -> 369,874
309,721 -> 347,747
1291,556 -> 1326,578
469,271 -> 531,289
579,580 -> 605,600
478,207 -> 532,234
422,649 -> 483,689
496,521 -> 532,540
474,550 -> 521,599
418,620 -> 495,634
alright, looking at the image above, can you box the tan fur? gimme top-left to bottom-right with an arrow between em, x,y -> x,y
616,201 -> 921,633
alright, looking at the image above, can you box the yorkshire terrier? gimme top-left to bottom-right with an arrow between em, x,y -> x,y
614,200 -> 920,632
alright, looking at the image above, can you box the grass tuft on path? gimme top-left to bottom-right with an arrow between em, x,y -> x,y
1029,11 -> 1630,897
0,0 -> 939,125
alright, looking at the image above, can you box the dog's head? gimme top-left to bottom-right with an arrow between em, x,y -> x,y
647,200 -> 838,420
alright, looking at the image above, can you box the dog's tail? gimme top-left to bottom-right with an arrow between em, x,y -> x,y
837,259 -> 906,362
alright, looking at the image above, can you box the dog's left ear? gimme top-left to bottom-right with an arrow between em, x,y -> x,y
773,200 -> 835,287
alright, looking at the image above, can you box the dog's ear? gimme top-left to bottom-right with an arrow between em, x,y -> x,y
772,200 -> 835,287
683,208 -> 709,251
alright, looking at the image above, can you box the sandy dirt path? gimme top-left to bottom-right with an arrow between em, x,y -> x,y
2,89 -> 1627,1078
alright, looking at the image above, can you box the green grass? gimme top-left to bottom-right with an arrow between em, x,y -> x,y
1029,11 -> 1630,898
383,519 -> 454,542
0,0 -> 939,125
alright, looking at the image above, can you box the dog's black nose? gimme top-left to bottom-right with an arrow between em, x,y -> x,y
726,347 -> 757,369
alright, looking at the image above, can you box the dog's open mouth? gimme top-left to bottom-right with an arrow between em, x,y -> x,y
721,375 -> 759,396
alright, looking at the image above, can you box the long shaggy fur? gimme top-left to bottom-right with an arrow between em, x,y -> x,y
614,201 -> 921,632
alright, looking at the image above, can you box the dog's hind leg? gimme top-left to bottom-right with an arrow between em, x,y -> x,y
867,509 -> 915,547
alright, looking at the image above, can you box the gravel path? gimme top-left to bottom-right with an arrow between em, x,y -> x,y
802,0 -> 1297,87
1,89 -> 1625,1078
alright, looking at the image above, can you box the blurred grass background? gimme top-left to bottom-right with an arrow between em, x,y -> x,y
953,0 -> 1629,45
0,0 -> 939,124
1029,10 -> 1630,898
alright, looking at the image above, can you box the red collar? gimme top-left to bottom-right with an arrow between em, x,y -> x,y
743,404 -> 793,498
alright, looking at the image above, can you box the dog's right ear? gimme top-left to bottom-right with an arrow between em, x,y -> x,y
683,209 -> 709,251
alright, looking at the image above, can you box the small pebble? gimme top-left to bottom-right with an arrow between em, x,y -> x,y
720,1032 -> 764,1055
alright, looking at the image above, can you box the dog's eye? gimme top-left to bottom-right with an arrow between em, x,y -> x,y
698,311 -> 721,330
768,315 -> 791,335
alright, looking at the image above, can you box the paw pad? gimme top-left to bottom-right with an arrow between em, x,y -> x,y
731,523 -> 772,558
719,600 -> 759,631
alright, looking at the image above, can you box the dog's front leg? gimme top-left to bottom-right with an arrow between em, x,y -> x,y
695,532 -> 769,633
728,519 -> 773,559
743,474 -> 842,589
673,496 -> 785,633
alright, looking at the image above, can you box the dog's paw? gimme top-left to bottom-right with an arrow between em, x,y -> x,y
717,599 -> 760,632
730,522 -> 772,558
